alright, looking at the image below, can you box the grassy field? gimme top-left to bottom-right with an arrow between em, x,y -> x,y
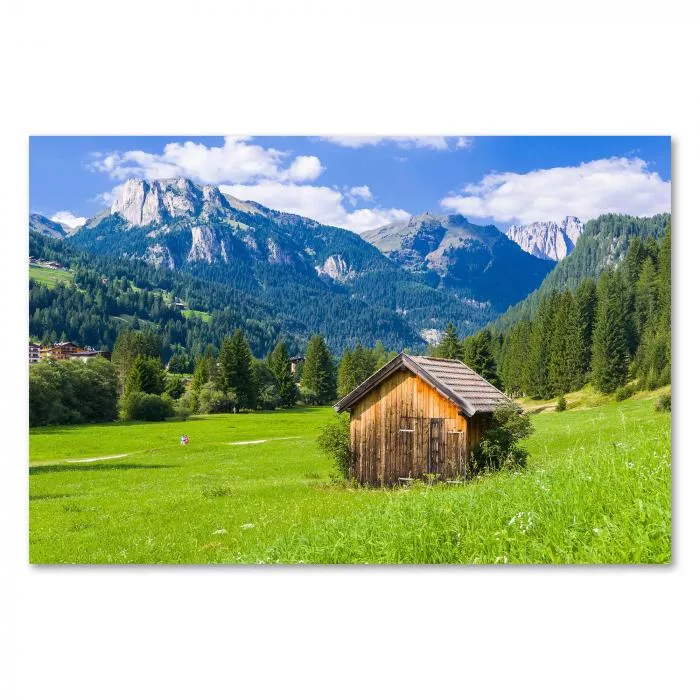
29,393 -> 671,564
182,308 -> 212,322
29,264 -> 75,288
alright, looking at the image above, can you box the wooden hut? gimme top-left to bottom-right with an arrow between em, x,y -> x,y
333,353 -> 509,486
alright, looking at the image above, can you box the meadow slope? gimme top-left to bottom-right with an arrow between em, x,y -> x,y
29,395 -> 671,564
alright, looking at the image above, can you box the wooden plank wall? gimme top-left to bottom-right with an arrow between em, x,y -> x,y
349,370 -> 479,486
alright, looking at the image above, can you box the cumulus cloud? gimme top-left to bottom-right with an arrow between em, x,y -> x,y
320,136 -> 472,151
51,211 -> 86,229
95,184 -> 125,207
440,157 -> 671,225
90,137 -> 411,231
283,155 -> 324,182
220,181 -> 409,233
91,136 -> 322,185
346,185 -> 373,206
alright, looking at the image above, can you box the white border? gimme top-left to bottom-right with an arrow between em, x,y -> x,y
1,3 -> 698,698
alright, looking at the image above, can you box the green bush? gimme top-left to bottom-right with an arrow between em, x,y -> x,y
120,391 -> 174,421
471,401 -> 534,473
555,396 -> 567,412
615,382 -> 638,402
176,390 -> 198,417
197,382 -> 237,414
655,392 -> 671,412
317,413 -> 352,479
29,358 -> 118,427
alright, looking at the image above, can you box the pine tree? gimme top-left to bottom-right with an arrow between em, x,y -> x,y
549,290 -> 576,395
463,329 -> 502,389
436,322 -> 461,359
499,321 -> 530,397
191,346 -> 217,392
124,356 -> 165,396
591,272 -> 629,393
301,335 -> 336,405
573,279 -> 596,379
336,348 -> 356,398
634,257 -> 659,341
269,340 -> 297,407
112,329 -> 162,391
526,292 -> 558,399
219,329 -> 257,408
372,340 -> 394,371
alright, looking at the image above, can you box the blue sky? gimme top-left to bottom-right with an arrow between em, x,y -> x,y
30,135 -> 671,233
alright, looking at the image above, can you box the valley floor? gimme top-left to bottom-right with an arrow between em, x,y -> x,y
29,394 -> 671,564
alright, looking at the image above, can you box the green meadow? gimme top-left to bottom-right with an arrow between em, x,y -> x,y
29,392 -> 671,564
29,263 -> 75,288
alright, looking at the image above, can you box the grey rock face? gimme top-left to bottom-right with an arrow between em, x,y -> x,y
505,216 -> 583,261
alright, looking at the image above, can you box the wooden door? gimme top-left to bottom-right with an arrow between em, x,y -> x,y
446,428 -> 466,478
429,418 -> 446,474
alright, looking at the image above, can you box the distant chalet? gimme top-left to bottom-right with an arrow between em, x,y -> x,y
31,341 -> 110,364
334,353 -> 509,486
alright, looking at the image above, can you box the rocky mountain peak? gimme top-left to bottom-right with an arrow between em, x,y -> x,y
111,178 -> 230,228
505,216 -> 584,261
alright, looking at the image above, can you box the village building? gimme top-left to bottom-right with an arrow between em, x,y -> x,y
40,341 -> 81,361
28,342 -> 41,364
34,341 -> 111,363
334,353 -> 509,486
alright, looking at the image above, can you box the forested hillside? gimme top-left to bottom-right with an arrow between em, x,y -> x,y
29,233 -> 298,362
63,179 -> 496,346
430,225 -> 671,400
491,213 -> 671,332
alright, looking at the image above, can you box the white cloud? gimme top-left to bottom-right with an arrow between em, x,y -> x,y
91,136 -> 322,185
96,184 -> 125,207
343,207 -> 411,232
50,211 -> 86,229
320,136 -> 470,151
455,137 -> 474,150
220,181 -> 410,233
346,185 -> 373,206
283,155 -> 324,182
89,137 -> 411,231
440,157 -> 671,225
348,185 -> 373,200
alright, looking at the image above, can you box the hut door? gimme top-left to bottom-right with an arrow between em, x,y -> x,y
428,418 -> 446,474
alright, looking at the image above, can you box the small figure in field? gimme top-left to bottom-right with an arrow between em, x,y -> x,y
180,434 -> 190,446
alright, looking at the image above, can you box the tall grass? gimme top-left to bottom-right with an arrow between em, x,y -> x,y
29,396 -> 670,564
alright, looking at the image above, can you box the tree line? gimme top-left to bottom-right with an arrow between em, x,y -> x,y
432,227 -> 671,399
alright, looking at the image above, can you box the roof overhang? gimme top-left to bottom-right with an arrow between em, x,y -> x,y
333,353 -> 478,416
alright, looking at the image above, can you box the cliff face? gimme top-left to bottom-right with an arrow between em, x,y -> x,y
505,216 -> 584,261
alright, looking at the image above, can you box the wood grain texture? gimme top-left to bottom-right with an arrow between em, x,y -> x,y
349,370 -> 479,486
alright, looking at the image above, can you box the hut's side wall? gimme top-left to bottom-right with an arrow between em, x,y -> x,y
349,370 -> 485,486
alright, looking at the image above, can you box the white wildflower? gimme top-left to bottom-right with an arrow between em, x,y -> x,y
212,528 -> 227,535
241,523 -> 255,530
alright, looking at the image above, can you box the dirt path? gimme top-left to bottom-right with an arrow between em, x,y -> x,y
64,453 -> 131,463
225,436 -> 302,446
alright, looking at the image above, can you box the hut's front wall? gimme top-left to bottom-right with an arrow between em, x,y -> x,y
349,370 -> 488,486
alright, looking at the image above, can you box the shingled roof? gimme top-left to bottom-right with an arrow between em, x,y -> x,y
333,353 -> 509,417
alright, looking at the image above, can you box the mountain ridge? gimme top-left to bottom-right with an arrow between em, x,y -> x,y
359,212 -> 555,310
31,178 -> 499,351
